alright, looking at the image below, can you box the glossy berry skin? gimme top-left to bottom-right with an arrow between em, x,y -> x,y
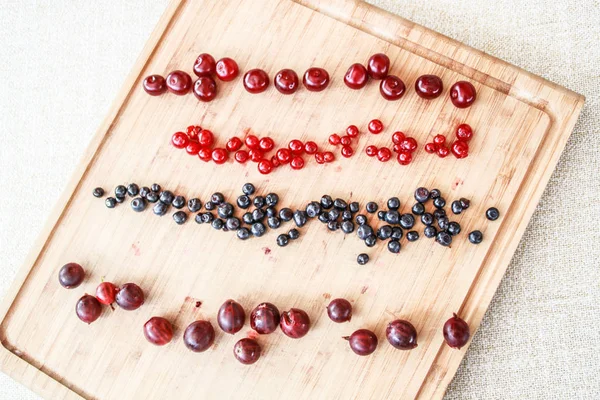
380,75 -> 406,100
344,63 -> 369,89
250,302 -> 281,334
327,298 -> 352,323
415,75 -> 443,99
368,119 -> 384,134
468,230 -> 483,244
198,148 -> 212,162
340,135 -> 352,146
450,81 -> 477,108
486,207 -> 500,221
58,263 -> 84,289
193,53 -> 216,77
143,75 -> 167,96
245,135 -> 260,149
437,146 -> 450,158
400,137 -> 418,153
144,317 -> 173,346
329,134 -> 341,146
288,139 -> 304,154
386,319 -> 418,350
443,313 -> 470,349
451,140 -> 469,159
258,159 -> 274,174
215,57 -> 239,81
185,141 -> 202,156
341,145 -> 354,158
183,320 -> 215,352
345,329 -> 378,356
193,77 -> 217,102
433,135 -> 446,145
276,148 -> 292,164
76,295 -> 102,324
303,67 -> 330,92
290,157 -> 305,170
424,143 -> 438,154
95,282 -> 118,305
115,283 -> 144,311
323,151 -> 335,163
315,153 -> 325,164
365,145 -> 378,157
274,69 -> 299,94
226,137 -> 243,152
234,338 -> 261,365
304,141 -> 318,154
257,138 -> 274,153
249,149 -> 263,162
243,69 -> 270,94
357,253 -> 369,265
166,70 -> 192,95
367,53 -> 390,79
211,148 -> 228,164
171,132 -> 189,149
377,147 -> 392,162
198,129 -> 214,148
397,151 -> 412,165
217,299 -> 246,334
456,124 -> 473,141
346,125 -> 359,138
392,131 -> 405,144
280,308 -> 310,338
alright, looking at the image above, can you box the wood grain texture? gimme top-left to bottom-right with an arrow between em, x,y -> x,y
0,0 -> 583,399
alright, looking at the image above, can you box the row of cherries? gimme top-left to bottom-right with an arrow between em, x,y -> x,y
143,52 -> 477,108
60,262 -> 470,364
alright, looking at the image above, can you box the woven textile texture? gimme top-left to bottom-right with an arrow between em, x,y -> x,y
0,1 -> 598,399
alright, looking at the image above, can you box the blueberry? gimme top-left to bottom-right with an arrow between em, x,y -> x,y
93,187 -> 104,198
400,214 -> 415,229
188,198 -> 202,213
105,197 -> 116,208
433,209 -> 446,220
407,231 -> 419,241
429,189 -> 441,199
447,221 -> 461,236
159,190 -> 174,205
252,196 -> 265,209
341,210 -> 352,221
468,230 -> 483,244
357,225 -> 374,240
451,200 -> 463,215
237,195 -> 251,209
412,202 -> 425,215
195,213 -> 204,224
318,213 -> 329,223
251,222 -> 266,237
391,227 -> 403,240
377,225 -> 393,240
365,235 -> 377,247
210,192 -> 224,205
277,234 -> 290,247
267,216 -> 281,229
237,227 -> 250,240
327,221 -> 339,231
421,212 -> 434,226
252,208 -> 265,222
172,195 -> 186,209
433,197 -> 446,209
201,212 -> 214,224
127,183 -> 139,197
273,208 -> 289,221
327,209 -> 340,221
306,202 -> 322,218
173,211 -> 187,225
320,195 -> 333,209
460,198 -> 471,210
146,192 -> 159,203
226,217 -> 241,230
437,216 -> 449,231
139,186 -> 150,198
242,183 -> 255,196
130,197 -> 147,212
486,207 -> 500,221
212,218 -> 224,230
355,214 -> 367,225
385,210 -> 400,225
204,201 -> 215,211
387,197 -> 400,210
115,185 -> 127,198
349,202 -> 360,213
151,183 -> 161,193
377,210 -> 387,221
366,202 -> 378,213
341,220 -> 355,233
357,253 -> 369,265
218,203 -> 234,219
288,229 -> 300,240
265,193 -> 279,207
153,201 -> 168,216
334,198 -> 348,210
415,187 -> 429,203
115,196 -> 125,203
424,225 -> 437,238
388,240 -> 401,253
436,231 -> 452,246
242,212 -> 253,224
293,210 -> 308,227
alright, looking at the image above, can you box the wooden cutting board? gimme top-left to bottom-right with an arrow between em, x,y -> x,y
0,0 -> 583,399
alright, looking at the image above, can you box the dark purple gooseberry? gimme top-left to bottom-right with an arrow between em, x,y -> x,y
386,319 -> 418,350
217,299 -> 246,334
183,320 -> 215,352
58,262 -> 85,289
344,329 -> 378,356
233,338 -> 261,365
250,302 -> 280,334
115,283 -> 145,311
280,308 -> 310,338
143,317 -> 174,346
326,298 -> 352,323
75,294 -> 102,324
443,313 -> 470,349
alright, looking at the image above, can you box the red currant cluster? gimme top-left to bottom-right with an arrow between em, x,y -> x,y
425,123 -> 473,159
363,120 -> 419,165
328,125 -> 361,159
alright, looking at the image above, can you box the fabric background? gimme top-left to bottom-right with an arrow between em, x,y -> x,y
0,1 -> 598,399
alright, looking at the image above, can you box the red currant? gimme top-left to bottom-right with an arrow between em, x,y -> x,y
341,145 -> 354,158
365,145 -> 378,157
245,135 -> 260,149
344,63 -> 369,89
211,148 -> 228,164
456,124 -> 473,141
346,125 -> 359,138
340,135 -> 352,146
433,134 -> 446,145
329,134 -> 341,146
437,146 -> 450,158
226,137 -> 243,152
290,156 -> 305,170
249,149 -> 263,162
276,148 -> 292,164
400,137 -> 418,153
186,141 -> 202,155
397,151 -> 412,165
257,159 -> 273,174
235,150 -> 249,163
450,81 -> 477,108
368,119 -> 384,134
193,53 -> 216,77
288,139 -> 304,154
304,141 -> 318,154
186,125 -> 199,135
259,137 -> 275,152
323,151 -> 335,163
367,53 -> 390,79
198,129 -> 214,148
451,140 -> 469,159
424,143 -> 438,154
392,131 -> 405,144
392,144 -> 402,153
198,147 -> 212,162
377,147 -> 392,162
171,132 -> 189,149
315,152 -> 325,164
215,57 -> 239,82
271,155 -> 280,168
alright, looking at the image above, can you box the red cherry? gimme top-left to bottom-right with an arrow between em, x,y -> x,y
143,75 -> 167,96
235,150 -> 249,163
187,126 -> 200,141
226,137 -> 243,152
397,151 -> 412,165
215,57 -> 239,81
323,151 -> 335,163
415,75 -> 443,99
96,282 -> 118,305
367,53 -> 390,79
346,125 -> 359,138
198,129 -> 214,148
424,143 -> 438,154
450,81 -> 477,108
368,119 -> 384,134
433,134 -> 446,145
166,70 -> 192,95
171,132 -> 189,149
276,148 -> 292,164
400,137 -> 418,153
392,144 -> 402,153
380,75 -> 406,100
456,124 -> 473,141
392,131 -> 405,144
365,145 -> 378,157
290,157 -> 305,170
193,77 -> 217,102
341,145 -> 354,158
377,147 -> 392,162
344,63 -> 369,89
451,140 -> 469,159
315,152 -> 325,164
340,135 -> 352,146
274,69 -> 299,94
198,147 -> 212,162
249,149 -> 264,162
328,134 -> 341,146
437,146 -> 450,158
245,135 -> 260,149
243,69 -> 270,94
186,141 -> 202,155
257,159 -> 273,174
212,148 -> 228,164
193,53 -> 216,77
288,139 -> 304,154
271,156 -> 280,168
304,141 -> 318,154
259,137 -> 275,152
303,67 -> 330,92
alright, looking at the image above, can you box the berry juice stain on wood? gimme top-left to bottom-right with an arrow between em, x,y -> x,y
262,247 -> 271,255
130,243 -> 141,256
322,293 -> 331,299
361,286 -> 369,294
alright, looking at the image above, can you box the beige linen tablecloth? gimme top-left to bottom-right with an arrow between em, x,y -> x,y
0,1 -> 598,399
